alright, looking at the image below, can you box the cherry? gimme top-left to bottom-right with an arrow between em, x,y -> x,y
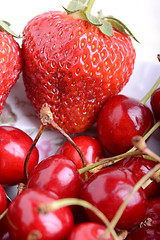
0,215 -> 11,240
0,126 -> 39,186
68,222 -> 114,240
114,157 -> 160,198
0,185 -> 7,215
97,94 -> 154,155
80,166 -> 147,230
56,135 -> 104,169
151,87 -> 160,121
27,155 -> 83,198
7,188 -> 74,240
145,197 -> 160,225
126,226 -> 160,239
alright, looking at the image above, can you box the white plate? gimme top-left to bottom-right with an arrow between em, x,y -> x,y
2,59 -> 160,199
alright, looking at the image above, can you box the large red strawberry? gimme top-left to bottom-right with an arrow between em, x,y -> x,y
0,21 -> 22,114
22,0 -> 136,133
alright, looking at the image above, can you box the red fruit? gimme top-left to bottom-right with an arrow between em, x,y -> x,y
0,215 -> 11,240
27,155 -> 82,198
151,87 -> 160,121
56,135 -> 104,170
80,166 -> 147,230
68,222 -> 113,240
0,126 -> 39,185
97,94 -> 154,155
0,29 -> 22,114
22,11 -> 135,134
146,197 -> 160,225
0,185 -> 7,215
7,188 -> 74,240
114,157 -> 160,198
126,226 -> 160,239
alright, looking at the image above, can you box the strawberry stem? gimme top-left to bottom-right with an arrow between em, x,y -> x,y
140,76 -> 160,104
86,0 -> 95,13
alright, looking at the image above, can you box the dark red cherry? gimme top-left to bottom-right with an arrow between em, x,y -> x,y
56,135 -> 104,170
68,222 -> 114,240
126,226 -> 160,239
0,126 -> 39,186
114,157 -> 160,198
0,185 -> 7,215
97,95 -> 154,155
151,87 -> 160,121
0,215 -> 11,240
27,155 -> 82,198
80,166 -> 147,230
146,197 -> 160,225
7,188 -> 74,240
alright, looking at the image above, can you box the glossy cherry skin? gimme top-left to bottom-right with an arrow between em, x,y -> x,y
80,166 -> 147,230
56,135 -> 104,170
97,95 -> 154,155
146,197 -> 160,225
151,87 -> 160,120
0,215 -> 11,240
0,126 -> 39,185
0,185 -> 7,215
68,222 -> 114,240
27,155 -> 82,198
7,188 -> 74,240
114,157 -> 160,198
126,226 -> 160,239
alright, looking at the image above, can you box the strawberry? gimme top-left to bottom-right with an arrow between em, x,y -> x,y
0,21 -> 22,114
22,0 -> 136,133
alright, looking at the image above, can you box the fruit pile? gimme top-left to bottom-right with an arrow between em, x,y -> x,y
0,0 -> 160,239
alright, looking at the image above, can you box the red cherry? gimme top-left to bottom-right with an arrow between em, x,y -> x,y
27,155 -> 82,198
80,166 -> 147,230
0,215 -> 11,240
114,157 -> 160,198
151,87 -> 160,121
68,222 -> 114,240
97,95 -> 154,155
0,126 -> 39,186
146,197 -> 160,225
126,226 -> 160,239
56,135 -> 104,169
0,185 -> 7,215
7,188 -> 74,240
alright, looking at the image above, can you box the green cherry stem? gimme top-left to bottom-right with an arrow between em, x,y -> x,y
0,208 -> 8,220
102,137 -> 160,238
140,76 -> 160,104
79,120 -> 160,175
37,198 -> 119,240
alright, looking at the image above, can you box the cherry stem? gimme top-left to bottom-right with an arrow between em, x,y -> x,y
0,208 -> 8,220
103,137 -> 160,238
140,76 -> 160,104
40,103 -> 88,180
24,124 -> 45,183
79,120 -> 160,175
37,197 -> 119,240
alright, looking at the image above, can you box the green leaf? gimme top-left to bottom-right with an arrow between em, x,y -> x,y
107,19 -> 126,34
99,20 -> 113,37
106,16 -> 139,42
63,0 -> 86,14
86,12 -> 102,26
0,20 -> 20,38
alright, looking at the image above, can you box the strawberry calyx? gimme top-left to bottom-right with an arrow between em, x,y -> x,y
63,0 -> 138,41
0,20 -> 20,38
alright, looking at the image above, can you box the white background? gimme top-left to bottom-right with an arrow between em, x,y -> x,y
0,0 -> 160,63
